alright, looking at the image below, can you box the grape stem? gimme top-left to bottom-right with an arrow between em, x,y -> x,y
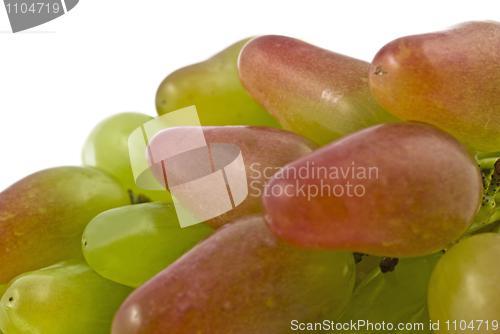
127,189 -> 152,205
353,252 -> 365,264
466,158 -> 500,233
379,257 -> 399,273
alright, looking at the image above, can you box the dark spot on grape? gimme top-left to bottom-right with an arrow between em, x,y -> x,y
380,257 -> 399,273
353,252 -> 365,264
84,240 -> 87,247
373,65 -> 388,76
128,189 -> 134,204
161,100 -> 166,105
9,297 -> 13,302
127,190 -> 152,205
136,195 -> 151,204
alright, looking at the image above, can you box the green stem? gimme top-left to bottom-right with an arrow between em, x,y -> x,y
468,207 -> 500,234
488,209 -> 500,226
478,158 -> 500,170
467,159 -> 500,233
476,151 -> 500,160
127,189 -> 152,205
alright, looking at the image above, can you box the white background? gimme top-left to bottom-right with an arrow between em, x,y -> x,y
0,0 -> 499,191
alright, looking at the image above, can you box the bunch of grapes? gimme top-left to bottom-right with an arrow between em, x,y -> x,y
1,21 -> 500,334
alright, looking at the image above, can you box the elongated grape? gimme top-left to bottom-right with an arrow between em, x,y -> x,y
0,260 -> 133,334
428,233 -> 500,333
263,122 -> 482,257
333,253 -> 441,333
156,38 -> 281,127
238,35 -> 400,145
112,214 -> 355,334
82,202 -> 213,287
82,112 -> 172,203
147,126 -> 318,228
0,166 -> 130,284
369,21 -> 500,152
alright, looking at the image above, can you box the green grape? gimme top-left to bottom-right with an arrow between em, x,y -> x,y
0,166 -> 130,284
333,253 -> 441,333
354,255 -> 383,288
428,233 -> 500,333
82,112 -> 172,203
82,202 -> 213,287
112,214 -> 355,334
156,38 -> 281,127
492,221 -> 500,233
0,260 -> 133,334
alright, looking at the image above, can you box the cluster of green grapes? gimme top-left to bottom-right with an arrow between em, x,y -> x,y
1,20 -> 500,334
